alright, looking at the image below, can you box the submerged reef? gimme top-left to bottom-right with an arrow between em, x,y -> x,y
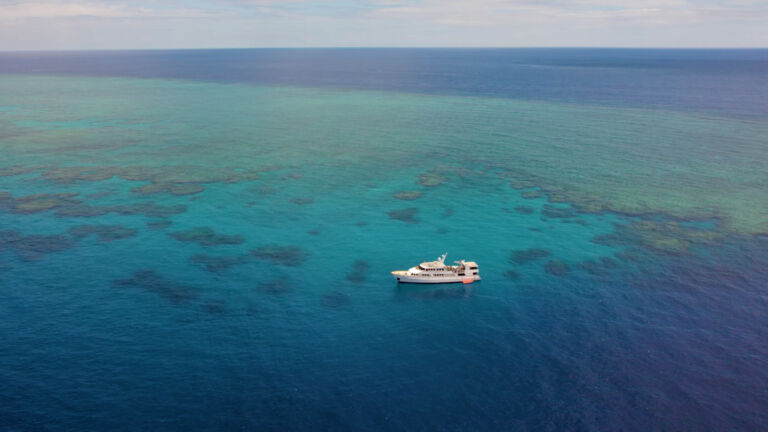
0,190 -> 190,220
114,270 -> 196,304
322,291 -> 351,308
394,191 -> 423,201
417,172 -> 445,187
147,220 -> 173,230
509,179 -> 537,190
593,220 -> 725,255
541,205 -> 579,219
290,197 -> 314,205
579,257 -> 618,275
68,225 -> 138,242
190,254 -> 250,272
346,260 -> 370,283
545,260 -> 569,277
510,248 -> 551,264
504,269 -> 520,280
0,165 -> 36,177
514,206 -> 536,215
169,227 -> 244,246
255,279 -> 292,295
251,245 -> 306,266
521,190 -> 544,199
131,183 -> 205,196
39,165 -> 260,186
387,207 -> 419,224
0,193 -> 80,215
0,230 -> 77,261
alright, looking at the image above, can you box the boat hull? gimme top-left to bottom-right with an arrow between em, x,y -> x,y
391,271 -> 481,284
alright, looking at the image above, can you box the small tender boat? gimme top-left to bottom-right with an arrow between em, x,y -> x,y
391,253 -> 480,284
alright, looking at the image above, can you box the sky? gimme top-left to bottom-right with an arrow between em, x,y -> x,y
0,0 -> 766,50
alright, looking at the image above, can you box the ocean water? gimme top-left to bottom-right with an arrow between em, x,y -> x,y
1,49 -> 767,430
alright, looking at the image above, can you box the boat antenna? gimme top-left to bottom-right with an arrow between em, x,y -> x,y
439,252 -> 447,264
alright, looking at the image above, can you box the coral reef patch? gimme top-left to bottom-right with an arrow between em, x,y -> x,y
0,230 -> 77,261
114,270 -> 196,304
510,248 -> 551,264
545,260 -> 569,277
190,254 -> 250,272
251,245 -> 306,266
132,183 -> 205,196
541,205 -> 579,219
417,172 -> 445,187
68,225 -> 138,242
394,191 -> 423,201
147,220 -> 173,230
169,227 -> 244,246
504,269 -> 520,280
593,220 -> 724,255
387,207 -> 419,224
255,280 -> 292,295
322,291 -> 351,308
521,190 -> 544,199
290,197 -> 314,205
346,260 -> 370,283
514,206 -> 535,215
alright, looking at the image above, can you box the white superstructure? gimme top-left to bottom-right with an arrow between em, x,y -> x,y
391,253 -> 480,284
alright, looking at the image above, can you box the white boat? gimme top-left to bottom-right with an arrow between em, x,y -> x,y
391,253 -> 480,284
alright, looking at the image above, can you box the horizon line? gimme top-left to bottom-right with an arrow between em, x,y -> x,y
2,46 -> 768,54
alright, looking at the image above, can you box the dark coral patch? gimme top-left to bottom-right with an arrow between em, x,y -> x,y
169,227 -> 244,246
204,301 -> 228,314
593,220 -> 723,255
417,172 -> 445,187
255,279 -> 292,295
521,190 -> 544,199
346,260 -> 370,283
307,229 -> 321,236
132,183 -> 205,196
0,166 -> 35,177
387,207 -> 419,224
394,191 -> 423,201
53,201 -> 186,219
355,221 -> 369,227
322,291 -> 351,308
504,269 -> 520,280
147,220 -> 173,230
0,230 -> 77,261
114,270 -> 196,303
191,254 -> 250,272
68,225 -> 138,242
545,260 -> 569,277
510,248 -> 551,264
251,245 -> 306,266
290,197 -> 314,205
509,179 -> 537,190
514,205 -> 536,215
579,257 -> 617,275
3,193 -> 80,214
542,205 -> 579,219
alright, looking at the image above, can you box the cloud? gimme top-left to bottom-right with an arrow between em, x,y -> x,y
0,0 -> 766,48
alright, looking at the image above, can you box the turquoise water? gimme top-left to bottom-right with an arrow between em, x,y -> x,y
2,51 -> 768,430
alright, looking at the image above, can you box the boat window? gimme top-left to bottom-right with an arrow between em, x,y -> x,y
469,266 -> 478,270
472,272 -> 478,275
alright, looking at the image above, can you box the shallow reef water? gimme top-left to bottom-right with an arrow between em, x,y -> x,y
1,52 -> 768,430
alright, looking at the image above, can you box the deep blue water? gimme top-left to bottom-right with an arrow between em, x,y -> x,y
2,48 -> 768,118
1,49 -> 768,431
